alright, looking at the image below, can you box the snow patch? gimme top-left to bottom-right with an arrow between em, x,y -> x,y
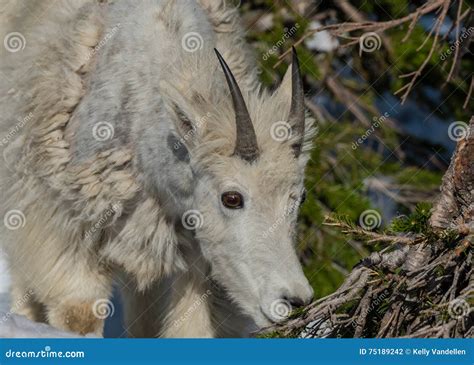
304,21 -> 339,53
0,249 -> 11,313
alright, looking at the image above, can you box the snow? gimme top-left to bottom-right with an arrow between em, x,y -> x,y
0,248 -> 10,314
304,21 -> 339,53
0,313 -> 86,338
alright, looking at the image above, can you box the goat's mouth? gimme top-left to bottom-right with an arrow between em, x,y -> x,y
207,276 -> 276,326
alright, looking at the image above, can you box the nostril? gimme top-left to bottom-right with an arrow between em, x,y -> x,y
284,296 -> 305,308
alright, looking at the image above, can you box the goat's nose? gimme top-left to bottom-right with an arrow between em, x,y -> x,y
284,291 -> 313,308
284,296 -> 305,308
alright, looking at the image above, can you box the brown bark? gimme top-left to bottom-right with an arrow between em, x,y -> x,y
430,117 -> 474,230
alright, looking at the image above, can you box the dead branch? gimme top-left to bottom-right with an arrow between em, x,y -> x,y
276,0 -> 447,68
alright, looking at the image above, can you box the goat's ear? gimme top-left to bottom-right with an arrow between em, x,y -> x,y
159,80 -> 203,148
169,102 -> 195,139
281,62 -> 293,96
273,62 -> 314,161
274,63 -> 293,101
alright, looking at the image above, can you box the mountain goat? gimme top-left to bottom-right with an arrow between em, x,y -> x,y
0,0 -> 315,337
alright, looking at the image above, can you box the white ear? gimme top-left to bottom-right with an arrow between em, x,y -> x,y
159,80 -> 201,146
275,63 -> 293,101
270,64 -> 293,120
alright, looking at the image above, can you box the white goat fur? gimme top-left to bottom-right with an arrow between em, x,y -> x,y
0,0 -> 315,337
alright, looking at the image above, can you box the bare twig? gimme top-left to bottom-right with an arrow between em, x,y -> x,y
464,76 -> 473,109
275,0 -> 446,68
445,0 -> 463,83
394,0 -> 451,103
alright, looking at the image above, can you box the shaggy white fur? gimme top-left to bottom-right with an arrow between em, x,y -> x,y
0,0 -> 315,337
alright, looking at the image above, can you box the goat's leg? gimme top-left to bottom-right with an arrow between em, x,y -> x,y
158,268 -> 215,338
9,280 -> 46,323
120,274 -> 165,338
9,258 -> 112,336
39,254 -> 112,336
4,213 -> 113,336
121,256 -> 215,338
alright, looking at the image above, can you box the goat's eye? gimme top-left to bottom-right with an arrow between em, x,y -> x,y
221,191 -> 244,209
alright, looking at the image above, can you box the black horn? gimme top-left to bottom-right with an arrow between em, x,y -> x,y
214,49 -> 259,162
289,47 -> 305,157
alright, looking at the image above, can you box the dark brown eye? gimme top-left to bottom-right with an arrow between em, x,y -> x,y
221,191 -> 244,209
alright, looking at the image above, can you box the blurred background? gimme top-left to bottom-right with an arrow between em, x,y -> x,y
235,0 -> 472,299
